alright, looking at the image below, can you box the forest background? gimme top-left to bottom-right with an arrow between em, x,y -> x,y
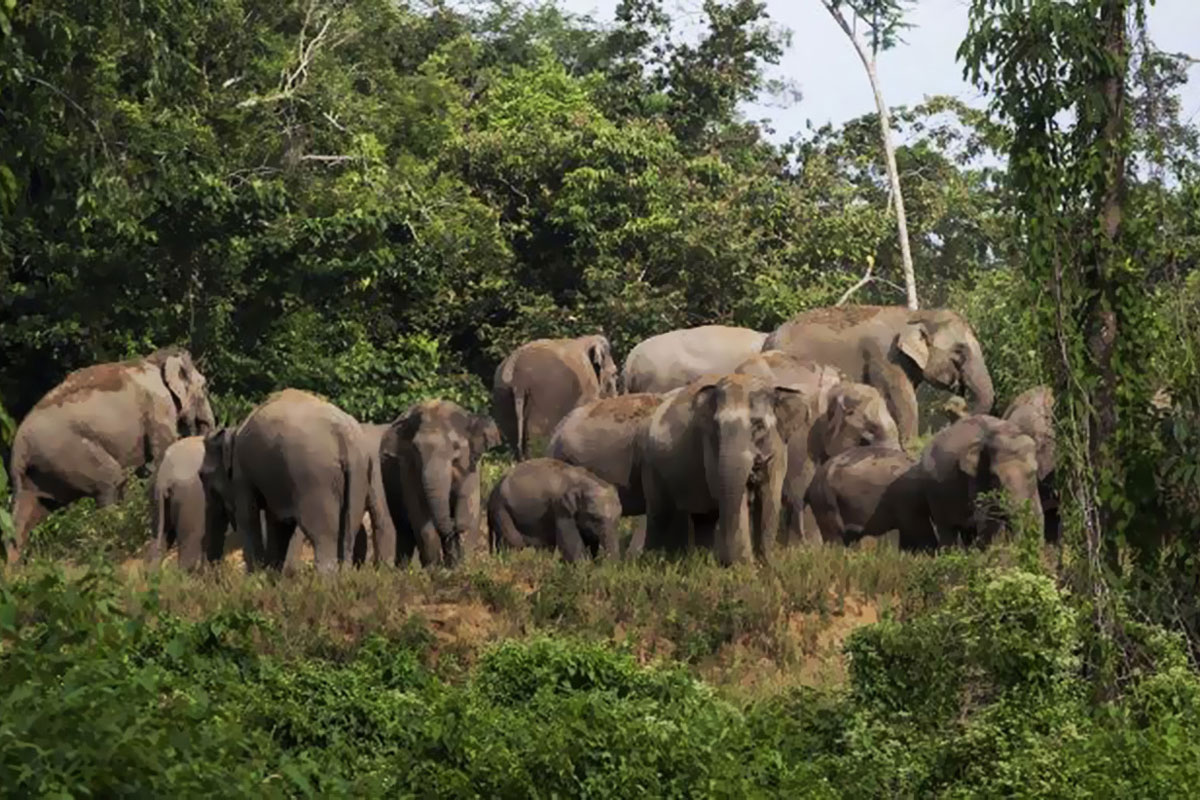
3,1 -> 1200,794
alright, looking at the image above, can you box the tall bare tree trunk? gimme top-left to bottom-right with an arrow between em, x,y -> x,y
824,4 -> 919,310
1088,0 -> 1129,567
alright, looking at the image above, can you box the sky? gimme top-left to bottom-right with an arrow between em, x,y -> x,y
560,0 -> 1200,143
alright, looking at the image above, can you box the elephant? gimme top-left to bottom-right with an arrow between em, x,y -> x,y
853,415 -> 1042,552
380,400 -> 502,567
806,446 -> 916,544
492,334 -> 619,460
638,374 -> 810,565
1003,386 -> 1058,543
547,392 -> 664,557
149,436 -> 228,570
7,347 -> 215,563
621,325 -> 768,394
547,392 -> 662,515
487,459 -> 622,561
763,306 -> 995,447
733,352 -> 900,544
199,390 -> 396,573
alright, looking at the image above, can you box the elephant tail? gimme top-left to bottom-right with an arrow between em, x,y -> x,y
338,434 -> 364,566
513,389 -> 528,461
150,481 -> 169,565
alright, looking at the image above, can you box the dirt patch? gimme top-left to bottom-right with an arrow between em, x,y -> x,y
588,394 -> 661,423
790,305 -> 888,332
35,363 -> 133,409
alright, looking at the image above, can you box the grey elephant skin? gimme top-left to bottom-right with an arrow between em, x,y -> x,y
492,335 -> 618,459
380,400 -> 501,567
149,436 -> 228,570
8,347 -> 215,563
200,389 -> 396,573
764,305 -> 995,446
854,415 -> 1042,551
487,459 -> 622,561
622,325 -> 768,394
639,374 -> 809,566
807,446 -> 915,544
547,392 -> 662,515
1003,386 -> 1058,543
734,351 -> 899,543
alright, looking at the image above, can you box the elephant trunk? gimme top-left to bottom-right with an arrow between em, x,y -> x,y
194,395 -> 216,436
421,459 -> 457,559
715,434 -> 754,565
964,358 -> 995,416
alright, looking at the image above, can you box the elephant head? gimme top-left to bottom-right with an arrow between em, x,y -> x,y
695,374 -> 810,563
820,382 -> 901,458
561,479 -> 623,558
385,402 -> 501,566
960,419 -> 1042,541
150,348 -> 215,436
198,426 -> 237,544
896,312 -> 995,415
583,335 -> 619,398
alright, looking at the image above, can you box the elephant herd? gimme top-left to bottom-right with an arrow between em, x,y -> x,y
4,304 -> 1057,572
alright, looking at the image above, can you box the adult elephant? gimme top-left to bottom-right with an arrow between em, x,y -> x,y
853,415 -> 1042,551
1003,386 -> 1058,543
622,325 -> 767,394
200,390 -> 396,573
764,306 -> 994,446
492,335 -> 618,460
8,347 -> 215,563
548,392 -> 664,557
380,400 -> 501,567
733,351 -> 899,543
639,374 -> 809,566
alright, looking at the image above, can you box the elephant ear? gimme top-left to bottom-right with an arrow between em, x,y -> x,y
160,352 -> 191,409
468,414 -> 502,461
959,438 -> 984,478
773,387 -> 811,442
587,337 -> 610,376
898,323 -> 931,371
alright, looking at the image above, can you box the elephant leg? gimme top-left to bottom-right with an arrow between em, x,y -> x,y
898,508 -> 938,553
203,500 -> 229,566
754,463 -> 787,564
625,517 -> 647,559
235,486 -> 266,572
295,492 -> 341,575
174,485 -> 207,571
554,511 -> 588,563
781,455 -> 813,547
642,469 -> 684,554
9,490 -> 51,563
261,511 -> 294,571
692,513 -> 717,554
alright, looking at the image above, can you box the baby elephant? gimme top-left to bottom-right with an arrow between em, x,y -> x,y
149,436 -> 228,570
487,459 -> 622,562
807,446 -> 915,545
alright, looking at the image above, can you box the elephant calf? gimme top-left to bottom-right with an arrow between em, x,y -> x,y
150,436 -> 228,570
487,459 -> 622,562
806,446 -> 915,545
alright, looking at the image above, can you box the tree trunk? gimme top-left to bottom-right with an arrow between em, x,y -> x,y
823,3 -> 919,310
1088,0 -> 1129,567
866,58 -> 919,311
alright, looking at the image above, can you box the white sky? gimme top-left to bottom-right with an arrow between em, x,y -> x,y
560,0 -> 1200,142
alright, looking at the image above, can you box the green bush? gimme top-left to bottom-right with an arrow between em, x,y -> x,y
5,562 -> 1200,797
